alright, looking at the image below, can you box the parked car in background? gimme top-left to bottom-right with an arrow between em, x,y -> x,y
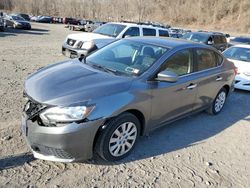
0,12 -> 4,31
228,36 -> 250,47
223,44 -> 250,91
15,13 -> 30,21
36,16 -> 53,23
68,20 -> 94,31
5,14 -> 31,29
84,21 -> 106,32
63,17 -> 79,25
182,32 -> 228,52
30,15 -> 42,22
22,37 -> 235,162
52,17 -> 63,24
62,21 -> 170,58
169,33 -> 183,38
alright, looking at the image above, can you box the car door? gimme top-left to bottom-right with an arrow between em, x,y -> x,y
192,48 -> 224,110
149,49 -> 198,128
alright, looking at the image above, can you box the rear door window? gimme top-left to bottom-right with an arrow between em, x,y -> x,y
159,30 -> 169,37
143,28 -> 156,36
195,49 -> 217,71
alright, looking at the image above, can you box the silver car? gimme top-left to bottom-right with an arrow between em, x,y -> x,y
22,37 -> 236,162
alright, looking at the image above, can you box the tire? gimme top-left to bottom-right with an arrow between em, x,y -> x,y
207,87 -> 227,115
95,112 -> 140,161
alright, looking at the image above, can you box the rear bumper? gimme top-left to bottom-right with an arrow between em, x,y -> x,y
21,115 -> 105,162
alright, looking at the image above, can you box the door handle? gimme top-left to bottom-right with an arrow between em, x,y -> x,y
186,83 -> 197,89
216,76 -> 222,81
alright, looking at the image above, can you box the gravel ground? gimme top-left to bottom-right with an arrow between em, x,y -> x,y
0,23 -> 250,188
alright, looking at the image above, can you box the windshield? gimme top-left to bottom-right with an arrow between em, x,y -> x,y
12,16 -> 25,21
223,47 -> 250,62
86,39 -> 169,76
93,23 -> 126,37
182,33 -> 209,43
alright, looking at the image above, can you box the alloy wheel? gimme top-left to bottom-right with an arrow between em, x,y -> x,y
108,122 -> 137,157
214,91 -> 226,113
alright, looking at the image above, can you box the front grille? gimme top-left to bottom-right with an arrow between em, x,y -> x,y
32,145 -> 74,159
67,38 -> 76,46
23,98 -> 46,119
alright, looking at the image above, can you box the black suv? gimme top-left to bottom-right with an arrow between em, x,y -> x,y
182,32 -> 228,52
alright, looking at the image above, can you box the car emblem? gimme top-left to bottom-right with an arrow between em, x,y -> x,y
69,40 -> 74,45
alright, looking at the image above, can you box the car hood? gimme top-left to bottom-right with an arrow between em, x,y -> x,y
67,32 -> 113,42
227,59 -> 250,73
24,59 -> 133,106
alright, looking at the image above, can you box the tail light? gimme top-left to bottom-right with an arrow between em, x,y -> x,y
234,66 -> 238,75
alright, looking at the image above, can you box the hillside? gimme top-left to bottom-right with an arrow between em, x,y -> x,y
1,0 -> 249,34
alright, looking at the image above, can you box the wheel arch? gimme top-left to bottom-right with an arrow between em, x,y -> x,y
92,109 -> 146,153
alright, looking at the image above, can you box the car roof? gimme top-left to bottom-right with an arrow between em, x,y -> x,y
107,22 -> 169,30
126,37 -> 209,49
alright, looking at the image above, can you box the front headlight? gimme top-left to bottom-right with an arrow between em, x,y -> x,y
81,41 -> 95,49
14,21 -> 22,25
40,106 -> 95,126
243,72 -> 250,77
76,41 -> 83,48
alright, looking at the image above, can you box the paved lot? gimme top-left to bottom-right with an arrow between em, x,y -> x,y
0,23 -> 250,188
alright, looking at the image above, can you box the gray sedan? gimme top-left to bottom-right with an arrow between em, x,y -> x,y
22,37 -> 236,162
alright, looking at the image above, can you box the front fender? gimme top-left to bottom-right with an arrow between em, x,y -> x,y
88,89 -> 152,133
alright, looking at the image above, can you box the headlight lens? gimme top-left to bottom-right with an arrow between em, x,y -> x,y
76,41 -> 83,48
243,72 -> 250,77
81,41 -> 94,49
15,21 -> 22,25
40,106 -> 95,126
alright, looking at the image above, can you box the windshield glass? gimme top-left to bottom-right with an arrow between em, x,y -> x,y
223,47 -> 250,62
86,39 -> 169,76
12,16 -> 25,21
93,23 -> 126,37
182,33 -> 209,43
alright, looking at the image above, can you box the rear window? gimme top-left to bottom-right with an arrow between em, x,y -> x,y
143,28 -> 156,36
159,30 -> 169,37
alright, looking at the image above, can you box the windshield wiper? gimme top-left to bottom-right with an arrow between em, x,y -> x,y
89,63 -> 118,75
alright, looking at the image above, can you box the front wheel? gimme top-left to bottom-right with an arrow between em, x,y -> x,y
95,113 -> 140,161
207,87 -> 227,115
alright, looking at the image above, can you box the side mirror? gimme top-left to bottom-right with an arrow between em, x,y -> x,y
207,40 -> 214,45
156,70 -> 178,82
123,34 -> 132,38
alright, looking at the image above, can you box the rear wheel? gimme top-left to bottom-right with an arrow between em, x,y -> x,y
207,87 -> 227,115
95,113 -> 140,161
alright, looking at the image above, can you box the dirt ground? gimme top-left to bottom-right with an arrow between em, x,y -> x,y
0,23 -> 250,188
